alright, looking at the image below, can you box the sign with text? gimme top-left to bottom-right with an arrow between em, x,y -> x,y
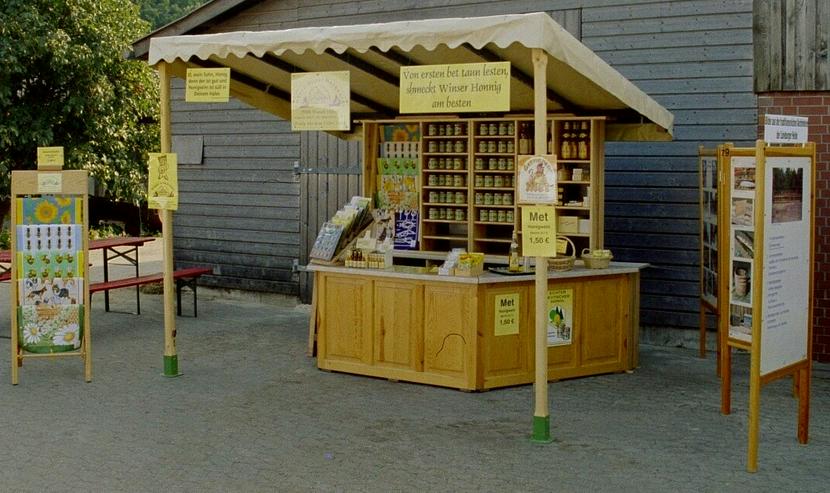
291,71 -> 351,131
37,173 -> 62,194
185,68 -> 230,103
37,147 -> 64,169
148,153 -> 178,210
399,62 -> 510,113
761,156 -> 811,375
494,293 -> 520,336
763,114 -> 808,144
517,155 -> 557,204
547,288 -> 573,346
521,206 -> 557,257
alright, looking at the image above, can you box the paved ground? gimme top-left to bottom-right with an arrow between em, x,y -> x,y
0,241 -> 827,491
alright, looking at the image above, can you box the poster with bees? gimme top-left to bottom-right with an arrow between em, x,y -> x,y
13,199 -> 85,353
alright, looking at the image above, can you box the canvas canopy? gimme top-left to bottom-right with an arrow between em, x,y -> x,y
148,12 -> 673,141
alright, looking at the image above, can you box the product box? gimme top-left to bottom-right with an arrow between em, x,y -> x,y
578,218 -> 591,234
558,216 -> 578,233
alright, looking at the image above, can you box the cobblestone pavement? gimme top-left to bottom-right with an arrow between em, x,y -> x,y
0,244 -> 827,491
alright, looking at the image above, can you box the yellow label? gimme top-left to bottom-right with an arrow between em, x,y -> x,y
37,147 -> 64,169
399,62 -> 510,113
494,293 -> 520,336
148,153 -> 178,210
185,68 -> 230,102
37,173 -> 62,193
291,71 -> 351,131
521,206 -> 557,257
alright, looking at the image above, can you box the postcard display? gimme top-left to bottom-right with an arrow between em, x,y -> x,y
717,142 -> 815,472
698,147 -> 719,359
10,170 -> 91,384
362,117 -> 605,257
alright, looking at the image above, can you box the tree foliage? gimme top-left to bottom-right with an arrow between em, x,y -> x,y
0,0 -> 159,203
137,0 -> 209,30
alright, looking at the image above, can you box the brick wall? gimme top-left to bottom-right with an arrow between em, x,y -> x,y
758,92 -> 830,362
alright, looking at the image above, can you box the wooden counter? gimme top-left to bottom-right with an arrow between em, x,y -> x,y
308,262 -> 645,390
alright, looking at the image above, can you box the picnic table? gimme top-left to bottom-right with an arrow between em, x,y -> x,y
1,236 -> 212,317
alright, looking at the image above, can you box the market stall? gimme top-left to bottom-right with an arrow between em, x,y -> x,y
147,12 -> 674,391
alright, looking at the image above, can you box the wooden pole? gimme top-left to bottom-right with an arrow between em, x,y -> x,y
747,140 -> 766,472
530,48 -> 551,443
10,183 -> 19,385
159,62 -> 179,377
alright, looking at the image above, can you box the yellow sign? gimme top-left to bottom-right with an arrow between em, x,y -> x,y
291,71 -> 351,131
494,293 -> 520,336
148,153 -> 178,210
547,288 -> 573,346
521,206 -> 557,257
37,147 -> 64,169
185,68 -> 230,103
37,173 -> 62,193
399,62 -> 510,113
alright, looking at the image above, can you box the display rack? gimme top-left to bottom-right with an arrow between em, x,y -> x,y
10,170 -> 91,384
362,116 -> 605,258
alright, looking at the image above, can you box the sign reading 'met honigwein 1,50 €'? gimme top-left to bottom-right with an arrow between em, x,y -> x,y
399,62 -> 510,113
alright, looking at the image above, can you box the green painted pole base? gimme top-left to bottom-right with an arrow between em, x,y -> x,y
531,415 -> 552,443
163,354 -> 181,377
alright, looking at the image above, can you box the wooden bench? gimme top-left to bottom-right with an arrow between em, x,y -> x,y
90,267 -> 213,317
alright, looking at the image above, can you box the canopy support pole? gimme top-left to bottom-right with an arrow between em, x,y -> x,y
531,48 -> 552,443
159,62 -> 179,377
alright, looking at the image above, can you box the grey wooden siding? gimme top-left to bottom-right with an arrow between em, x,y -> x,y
170,79 -> 300,294
298,132 -> 362,302
169,0 -> 757,330
581,0 -> 756,328
754,0 -> 830,91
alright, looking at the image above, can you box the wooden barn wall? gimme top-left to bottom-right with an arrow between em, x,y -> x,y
754,0 -> 830,92
170,79 -> 300,294
174,0 -> 757,329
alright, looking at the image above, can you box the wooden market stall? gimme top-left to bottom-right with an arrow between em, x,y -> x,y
146,13 -> 674,390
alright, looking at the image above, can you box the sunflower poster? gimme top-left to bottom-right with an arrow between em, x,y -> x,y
546,288 -> 573,346
17,196 -> 82,225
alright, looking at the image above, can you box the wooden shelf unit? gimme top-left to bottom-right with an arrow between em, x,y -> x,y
363,116 -> 605,259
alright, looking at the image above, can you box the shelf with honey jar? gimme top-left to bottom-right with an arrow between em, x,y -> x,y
470,119 -> 518,255
546,116 -> 606,251
420,121 -> 471,252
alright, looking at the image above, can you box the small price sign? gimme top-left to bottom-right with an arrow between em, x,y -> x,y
494,293 -> 519,336
521,205 -> 557,257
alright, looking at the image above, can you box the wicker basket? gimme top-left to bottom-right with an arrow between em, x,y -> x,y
581,248 -> 613,269
548,236 -> 576,272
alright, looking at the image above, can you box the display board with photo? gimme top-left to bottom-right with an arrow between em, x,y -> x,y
699,155 -> 718,305
728,156 -> 756,343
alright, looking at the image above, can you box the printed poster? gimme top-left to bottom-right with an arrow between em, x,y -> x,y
291,71 -> 350,131
148,153 -> 178,210
517,155 -> 557,204
18,305 -> 83,353
547,288 -> 573,346
17,197 -> 82,226
760,156 -> 811,375
728,156 -> 756,343
494,293 -> 519,336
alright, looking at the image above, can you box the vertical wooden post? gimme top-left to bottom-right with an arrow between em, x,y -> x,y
530,48 -> 552,443
10,187 -> 19,385
159,62 -> 179,377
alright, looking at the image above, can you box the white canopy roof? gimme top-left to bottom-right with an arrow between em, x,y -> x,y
148,12 -> 673,140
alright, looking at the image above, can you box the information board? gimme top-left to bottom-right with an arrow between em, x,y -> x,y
727,156 -> 756,343
760,156 -> 811,375
700,154 -> 718,306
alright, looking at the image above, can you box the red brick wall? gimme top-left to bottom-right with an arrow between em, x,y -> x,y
758,92 -> 830,362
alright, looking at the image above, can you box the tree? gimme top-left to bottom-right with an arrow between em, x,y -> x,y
137,0 -> 209,30
0,0 -> 159,204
